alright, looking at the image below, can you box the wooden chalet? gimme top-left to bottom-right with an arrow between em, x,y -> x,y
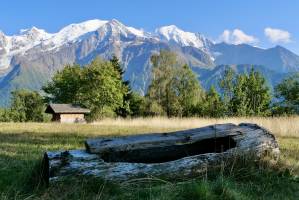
45,104 -> 90,123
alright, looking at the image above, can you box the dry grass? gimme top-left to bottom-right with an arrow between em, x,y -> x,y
0,116 -> 298,137
0,117 -> 299,199
94,116 -> 299,137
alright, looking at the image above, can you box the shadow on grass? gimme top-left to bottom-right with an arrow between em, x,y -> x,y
1,131 -> 299,200
19,155 -> 299,200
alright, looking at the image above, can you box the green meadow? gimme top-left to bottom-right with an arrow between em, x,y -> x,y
0,117 -> 299,199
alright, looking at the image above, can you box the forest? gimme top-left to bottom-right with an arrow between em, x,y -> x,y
0,50 -> 298,122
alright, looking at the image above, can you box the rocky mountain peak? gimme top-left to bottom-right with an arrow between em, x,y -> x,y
0,18 -> 299,106
20,27 -> 51,41
0,31 -> 7,46
156,25 -> 213,50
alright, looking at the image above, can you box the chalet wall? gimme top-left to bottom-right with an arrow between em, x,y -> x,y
59,114 -> 86,123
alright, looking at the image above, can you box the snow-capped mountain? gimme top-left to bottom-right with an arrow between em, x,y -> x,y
0,18 -> 299,106
0,19 -> 105,70
156,25 -> 213,50
0,19 -> 154,71
45,19 -> 108,47
0,20 -> 215,70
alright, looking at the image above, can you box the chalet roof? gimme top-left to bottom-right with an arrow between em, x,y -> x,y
45,104 -> 90,114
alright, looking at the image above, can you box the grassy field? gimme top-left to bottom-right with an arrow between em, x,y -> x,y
0,117 -> 299,199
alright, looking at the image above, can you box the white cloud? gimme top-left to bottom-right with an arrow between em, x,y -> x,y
264,27 -> 291,43
219,29 -> 231,43
219,29 -> 258,45
232,29 -> 258,44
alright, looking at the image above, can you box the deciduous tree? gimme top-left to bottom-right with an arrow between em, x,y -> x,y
9,90 -> 45,122
147,50 -> 205,117
275,73 -> 299,114
43,57 -> 125,120
230,68 -> 271,116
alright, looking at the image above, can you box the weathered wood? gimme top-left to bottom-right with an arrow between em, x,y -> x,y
85,123 -> 240,154
42,123 -> 280,184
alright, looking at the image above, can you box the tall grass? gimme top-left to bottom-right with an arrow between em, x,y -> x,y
93,116 -> 299,137
1,116 -> 298,137
0,117 -> 299,199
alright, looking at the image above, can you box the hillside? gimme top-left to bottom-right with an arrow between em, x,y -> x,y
195,64 -> 289,91
1,19 -> 299,106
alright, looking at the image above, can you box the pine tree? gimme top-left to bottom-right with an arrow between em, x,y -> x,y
110,55 -> 129,84
110,55 -> 132,117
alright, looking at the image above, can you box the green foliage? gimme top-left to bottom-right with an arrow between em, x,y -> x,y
232,68 -> 271,116
0,108 -> 11,122
79,58 -> 124,120
147,100 -> 166,116
275,73 -> 299,114
110,55 -> 134,117
110,55 -> 126,78
8,90 -> 45,122
147,50 -> 179,117
203,86 -> 225,118
146,52 -> 273,118
219,67 -> 272,117
43,57 -> 125,120
43,64 -> 82,104
147,53 -> 272,118
40,52 -> 283,119
128,92 -> 147,117
219,68 -> 236,115
147,50 -> 205,117
178,64 -> 205,116
43,56 -> 143,120
230,74 -> 248,116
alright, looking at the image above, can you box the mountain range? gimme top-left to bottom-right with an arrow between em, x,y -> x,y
0,19 -> 298,106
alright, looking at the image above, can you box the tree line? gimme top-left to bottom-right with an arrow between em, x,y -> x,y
0,50 -> 298,122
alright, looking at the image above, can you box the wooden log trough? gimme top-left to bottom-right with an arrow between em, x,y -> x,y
42,123 -> 280,184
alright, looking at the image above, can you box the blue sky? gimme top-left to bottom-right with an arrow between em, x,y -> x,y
1,0 -> 299,53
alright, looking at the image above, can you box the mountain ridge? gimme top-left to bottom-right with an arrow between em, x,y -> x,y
0,19 -> 298,106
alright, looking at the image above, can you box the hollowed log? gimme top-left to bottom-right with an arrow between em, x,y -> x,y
100,136 -> 237,163
42,123 -> 280,184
